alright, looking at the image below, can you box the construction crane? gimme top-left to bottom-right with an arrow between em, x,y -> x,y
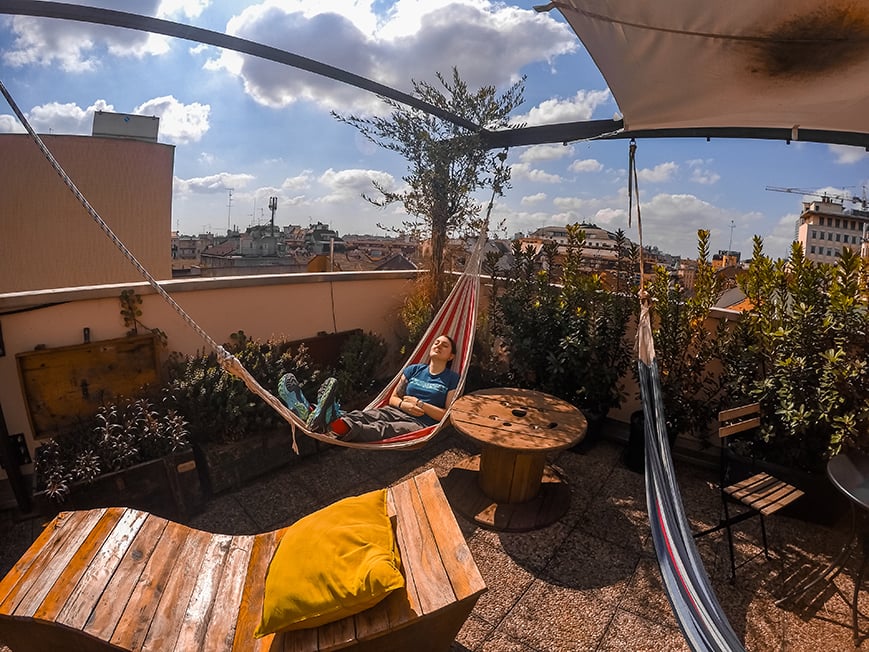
765,186 -> 868,209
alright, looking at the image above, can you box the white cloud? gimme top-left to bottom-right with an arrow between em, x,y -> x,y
519,143 -> 574,163
828,144 -> 868,165
758,213 -> 800,260
518,89 -> 612,125
552,195 -> 611,213
24,99 -> 114,135
686,158 -> 719,185
0,115 -> 25,133
134,96 -> 210,144
638,162 -> 678,183
317,167 -> 397,203
568,158 -> 603,173
174,171 -> 254,194
2,2 -> 169,72
521,192 -> 547,205
158,0 -> 210,20
690,168 -> 720,185
282,172 -> 314,191
206,2 -> 576,114
511,162 -> 562,184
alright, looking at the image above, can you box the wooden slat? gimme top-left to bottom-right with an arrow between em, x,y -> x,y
56,508 -> 150,630
29,509 -> 125,621
758,487 -> 804,515
281,626 -> 318,652
725,473 -> 804,515
110,520 -> 190,650
0,510 -> 105,614
350,489 -> 397,643
379,491 -> 418,633
719,416 -> 761,438
390,476 -> 455,615
352,591 -> 392,643
316,616 -> 356,649
231,528 -> 283,652
719,403 -> 761,422
84,513 -> 169,642
173,533 -> 235,651
199,534 -> 255,652
140,527 -> 212,651
412,471 -> 485,602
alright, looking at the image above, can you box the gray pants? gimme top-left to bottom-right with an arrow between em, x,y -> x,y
341,406 -> 429,442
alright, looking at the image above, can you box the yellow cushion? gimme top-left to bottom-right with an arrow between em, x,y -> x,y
255,488 -> 404,637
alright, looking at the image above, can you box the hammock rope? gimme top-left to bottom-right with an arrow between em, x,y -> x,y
1,76 -> 488,454
629,140 -> 746,651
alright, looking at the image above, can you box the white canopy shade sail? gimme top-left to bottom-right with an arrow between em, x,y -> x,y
546,0 -> 869,140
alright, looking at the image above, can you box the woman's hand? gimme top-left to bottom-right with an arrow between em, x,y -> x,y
400,397 -> 425,417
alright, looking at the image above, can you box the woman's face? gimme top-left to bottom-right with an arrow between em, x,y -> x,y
429,336 -> 455,364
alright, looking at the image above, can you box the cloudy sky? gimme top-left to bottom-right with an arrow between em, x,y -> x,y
1,0 -> 867,260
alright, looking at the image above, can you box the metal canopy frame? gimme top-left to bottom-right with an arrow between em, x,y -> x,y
1,0 -> 867,151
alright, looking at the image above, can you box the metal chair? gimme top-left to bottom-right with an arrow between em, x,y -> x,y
695,402 -> 804,580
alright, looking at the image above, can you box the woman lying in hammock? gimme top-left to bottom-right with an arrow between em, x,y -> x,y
278,334 -> 460,442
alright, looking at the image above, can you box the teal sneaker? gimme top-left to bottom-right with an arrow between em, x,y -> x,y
307,377 -> 338,432
278,373 -> 311,421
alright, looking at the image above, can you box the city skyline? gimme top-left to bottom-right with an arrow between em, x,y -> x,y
1,0 -> 867,260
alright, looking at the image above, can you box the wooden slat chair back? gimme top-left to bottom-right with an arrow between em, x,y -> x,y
695,402 -> 804,580
0,469 -> 485,652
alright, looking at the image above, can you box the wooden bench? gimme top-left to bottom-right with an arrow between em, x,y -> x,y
0,469 -> 485,651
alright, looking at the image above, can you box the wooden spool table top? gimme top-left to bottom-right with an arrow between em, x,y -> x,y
446,388 -> 587,532
449,387 -> 587,453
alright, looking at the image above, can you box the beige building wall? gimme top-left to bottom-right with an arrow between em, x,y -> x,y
0,271 -> 418,498
797,199 -> 869,264
0,134 -> 174,293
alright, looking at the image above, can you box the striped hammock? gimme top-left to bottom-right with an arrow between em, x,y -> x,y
275,230 -> 484,451
637,300 -> 746,651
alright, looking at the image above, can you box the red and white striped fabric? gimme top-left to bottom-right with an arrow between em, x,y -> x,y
290,230 -> 485,451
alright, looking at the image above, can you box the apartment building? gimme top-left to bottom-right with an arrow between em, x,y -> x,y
797,197 -> 869,264
0,117 -> 174,294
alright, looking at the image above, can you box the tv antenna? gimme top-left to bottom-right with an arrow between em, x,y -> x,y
227,189 -> 234,233
268,196 -> 278,238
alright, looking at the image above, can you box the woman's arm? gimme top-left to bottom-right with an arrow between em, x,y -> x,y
406,388 -> 456,422
388,377 -> 409,409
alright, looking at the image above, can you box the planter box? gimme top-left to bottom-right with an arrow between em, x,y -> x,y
34,449 -> 203,522
195,427 -> 320,495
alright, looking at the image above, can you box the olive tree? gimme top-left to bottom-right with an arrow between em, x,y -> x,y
333,67 -> 523,302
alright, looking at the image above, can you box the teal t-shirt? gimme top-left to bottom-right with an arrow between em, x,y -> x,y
403,363 -> 460,426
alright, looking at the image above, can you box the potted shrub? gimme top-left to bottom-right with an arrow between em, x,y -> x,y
715,239 -> 869,524
643,229 -> 726,443
719,239 -> 869,474
490,224 -> 635,442
163,331 -> 324,494
163,330 -> 391,493
33,397 -> 201,521
332,331 -> 390,410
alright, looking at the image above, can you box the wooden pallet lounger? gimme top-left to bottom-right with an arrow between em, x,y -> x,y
0,469 -> 485,651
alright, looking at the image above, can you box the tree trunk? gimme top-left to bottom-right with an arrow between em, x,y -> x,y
430,169 -> 450,304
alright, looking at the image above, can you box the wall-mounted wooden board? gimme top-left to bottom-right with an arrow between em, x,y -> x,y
16,334 -> 161,440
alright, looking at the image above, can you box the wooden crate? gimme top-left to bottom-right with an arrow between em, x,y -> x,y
16,334 -> 161,440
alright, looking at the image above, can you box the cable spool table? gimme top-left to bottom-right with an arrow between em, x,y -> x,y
445,387 -> 587,532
